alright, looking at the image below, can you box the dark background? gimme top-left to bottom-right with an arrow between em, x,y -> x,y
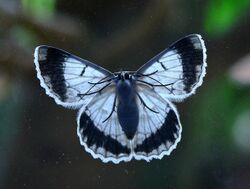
1,0 -> 250,188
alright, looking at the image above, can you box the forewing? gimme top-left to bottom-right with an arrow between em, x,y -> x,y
136,34 -> 207,101
133,85 -> 182,161
34,46 -> 113,108
77,85 -> 132,163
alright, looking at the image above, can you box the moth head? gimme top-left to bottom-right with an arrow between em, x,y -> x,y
114,72 -> 134,93
116,72 -> 132,81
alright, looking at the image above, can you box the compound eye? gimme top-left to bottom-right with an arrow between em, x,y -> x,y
124,73 -> 130,79
117,74 -> 121,80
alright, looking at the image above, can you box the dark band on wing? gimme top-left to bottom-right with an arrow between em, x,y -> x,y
134,109 -> 180,154
169,35 -> 204,92
37,47 -> 68,100
79,112 -> 131,156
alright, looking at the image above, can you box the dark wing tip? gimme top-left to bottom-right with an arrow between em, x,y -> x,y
34,45 -> 69,102
169,34 -> 206,53
169,34 -> 207,93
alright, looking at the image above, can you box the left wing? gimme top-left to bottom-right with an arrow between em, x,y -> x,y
34,46 -> 113,108
135,34 -> 207,101
77,85 -> 132,163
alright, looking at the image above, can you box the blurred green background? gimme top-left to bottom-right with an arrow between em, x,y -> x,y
0,0 -> 250,188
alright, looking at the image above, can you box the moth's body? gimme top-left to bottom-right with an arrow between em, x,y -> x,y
116,72 -> 139,140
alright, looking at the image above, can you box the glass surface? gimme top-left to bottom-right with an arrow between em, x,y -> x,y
0,0 -> 250,188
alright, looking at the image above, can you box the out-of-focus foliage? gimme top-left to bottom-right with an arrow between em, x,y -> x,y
10,26 -> 38,49
233,110 -> 250,152
195,78 -> 250,144
0,84 -> 23,188
230,54 -> 250,85
22,0 -> 56,19
0,87 -> 22,145
204,0 -> 250,36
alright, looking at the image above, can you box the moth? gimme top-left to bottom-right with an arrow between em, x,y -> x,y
34,34 -> 207,163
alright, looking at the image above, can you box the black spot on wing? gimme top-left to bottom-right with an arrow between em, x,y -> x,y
80,65 -> 87,76
169,35 -> 204,92
135,109 -> 180,154
79,112 -> 131,156
158,60 -> 167,70
38,47 -> 69,101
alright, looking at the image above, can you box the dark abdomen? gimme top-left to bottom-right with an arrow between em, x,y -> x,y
117,98 -> 139,140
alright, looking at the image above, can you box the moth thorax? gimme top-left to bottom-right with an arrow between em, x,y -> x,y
116,80 -> 135,103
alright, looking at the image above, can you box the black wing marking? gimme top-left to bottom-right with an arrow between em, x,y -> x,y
34,46 -> 113,108
135,34 -> 207,101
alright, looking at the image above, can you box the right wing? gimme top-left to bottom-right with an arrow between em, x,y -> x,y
34,46 -> 113,108
133,84 -> 182,161
135,34 -> 207,101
